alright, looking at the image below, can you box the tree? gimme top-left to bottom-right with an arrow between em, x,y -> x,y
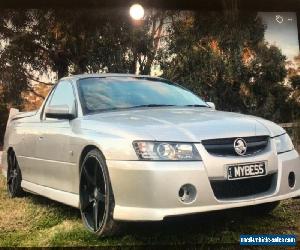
160,11 -> 296,122
0,8 -> 298,145
0,9 -> 169,143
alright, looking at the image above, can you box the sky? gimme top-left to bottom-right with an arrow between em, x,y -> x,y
259,12 -> 299,62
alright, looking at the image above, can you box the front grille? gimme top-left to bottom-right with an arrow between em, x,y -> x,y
202,135 -> 269,156
210,174 -> 277,199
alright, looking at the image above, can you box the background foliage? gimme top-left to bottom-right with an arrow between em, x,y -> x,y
0,9 -> 299,144
160,11 -> 298,121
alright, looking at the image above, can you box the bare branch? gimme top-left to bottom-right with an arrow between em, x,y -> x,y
25,72 -> 54,86
27,86 -> 46,100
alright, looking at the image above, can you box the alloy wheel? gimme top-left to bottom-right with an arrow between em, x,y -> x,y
80,155 -> 107,232
7,151 -> 22,197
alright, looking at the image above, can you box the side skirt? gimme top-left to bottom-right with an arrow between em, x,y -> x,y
21,180 -> 80,208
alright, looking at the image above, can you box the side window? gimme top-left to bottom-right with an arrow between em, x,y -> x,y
49,81 -> 75,109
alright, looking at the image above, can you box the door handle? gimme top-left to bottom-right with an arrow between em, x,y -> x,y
38,136 -> 44,140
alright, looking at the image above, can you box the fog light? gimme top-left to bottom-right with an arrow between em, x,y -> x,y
178,184 -> 196,203
288,172 -> 295,188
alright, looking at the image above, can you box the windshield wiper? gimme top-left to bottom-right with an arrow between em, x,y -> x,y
88,104 -> 176,113
129,104 -> 176,108
183,104 -> 208,107
88,104 -> 206,114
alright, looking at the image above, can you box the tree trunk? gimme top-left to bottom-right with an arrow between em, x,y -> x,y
57,63 -> 68,79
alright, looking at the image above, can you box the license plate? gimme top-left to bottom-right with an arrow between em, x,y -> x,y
227,162 -> 266,180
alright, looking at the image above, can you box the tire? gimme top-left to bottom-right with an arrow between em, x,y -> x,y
79,149 -> 120,236
7,150 -> 24,198
248,201 -> 280,215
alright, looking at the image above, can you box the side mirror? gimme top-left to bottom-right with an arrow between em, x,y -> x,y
45,105 -> 76,120
206,102 -> 216,110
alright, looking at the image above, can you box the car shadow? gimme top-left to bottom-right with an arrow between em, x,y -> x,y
24,191 -> 81,217
122,207 -> 275,237
24,191 -> 277,238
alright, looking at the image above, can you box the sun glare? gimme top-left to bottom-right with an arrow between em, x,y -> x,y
129,4 -> 144,20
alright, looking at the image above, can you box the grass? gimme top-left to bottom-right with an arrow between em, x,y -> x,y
0,174 -> 299,247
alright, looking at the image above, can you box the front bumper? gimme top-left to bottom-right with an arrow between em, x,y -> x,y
108,149 -> 300,221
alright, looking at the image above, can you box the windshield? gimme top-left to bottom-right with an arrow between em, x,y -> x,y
77,77 -> 208,114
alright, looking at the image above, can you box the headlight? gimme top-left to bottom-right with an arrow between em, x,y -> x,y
273,133 -> 294,154
133,141 -> 202,161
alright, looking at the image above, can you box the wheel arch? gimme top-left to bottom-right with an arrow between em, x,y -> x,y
7,146 -> 13,153
79,145 -> 106,172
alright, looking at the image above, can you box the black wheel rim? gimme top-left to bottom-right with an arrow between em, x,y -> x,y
80,155 -> 107,232
7,152 -> 19,195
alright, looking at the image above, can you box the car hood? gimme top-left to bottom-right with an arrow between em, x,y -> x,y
80,107 -> 285,141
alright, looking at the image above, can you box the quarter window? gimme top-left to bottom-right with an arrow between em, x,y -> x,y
49,81 -> 75,109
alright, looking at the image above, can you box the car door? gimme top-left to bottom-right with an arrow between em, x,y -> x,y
33,80 -> 79,193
